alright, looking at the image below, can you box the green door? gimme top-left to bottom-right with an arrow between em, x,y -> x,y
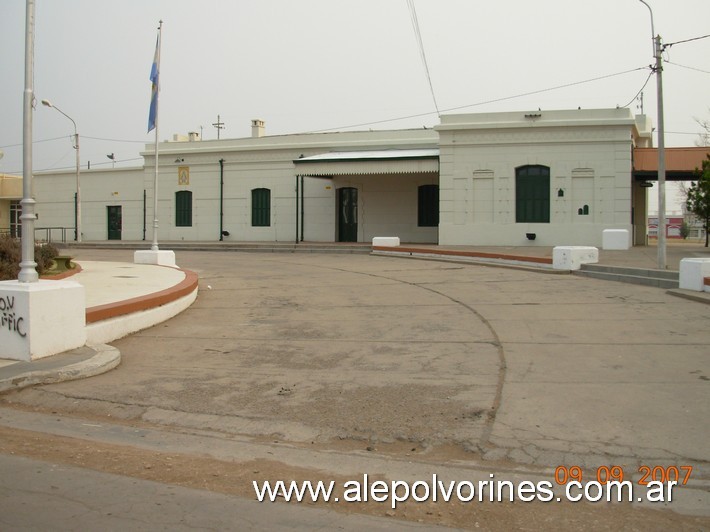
338,187 -> 358,242
107,206 -> 122,240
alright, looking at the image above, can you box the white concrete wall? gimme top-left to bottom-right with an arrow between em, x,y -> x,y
31,111 -> 644,247
34,167 -> 144,242
436,109 -> 636,247
332,173 -> 439,243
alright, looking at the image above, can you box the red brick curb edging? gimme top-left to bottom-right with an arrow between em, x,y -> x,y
85,268 -> 199,324
372,246 -> 554,265
41,262 -> 83,280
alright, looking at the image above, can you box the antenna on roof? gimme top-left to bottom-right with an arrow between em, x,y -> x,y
212,115 -> 225,140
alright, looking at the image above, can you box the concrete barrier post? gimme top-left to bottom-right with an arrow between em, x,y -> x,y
372,237 -> 400,247
553,246 -> 599,270
679,258 -> 710,292
134,250 -> 177,268
0,280 -> 86,361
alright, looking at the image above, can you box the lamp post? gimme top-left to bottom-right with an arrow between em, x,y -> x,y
18,0 -> 37,283
41,99 -> 81,243
638,0 -> 666,269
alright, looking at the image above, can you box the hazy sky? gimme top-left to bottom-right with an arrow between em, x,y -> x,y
1,0 -> 708,185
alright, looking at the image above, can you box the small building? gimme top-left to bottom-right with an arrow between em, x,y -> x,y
0,174 -> 23,237
26,107 -> 698,248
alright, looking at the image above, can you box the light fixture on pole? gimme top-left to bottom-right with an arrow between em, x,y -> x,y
638,0 -> 667,270
41,99 -> 81,243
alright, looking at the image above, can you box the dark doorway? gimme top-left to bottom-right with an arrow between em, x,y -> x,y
337,187 -> 358,242
107,206 -> 122,240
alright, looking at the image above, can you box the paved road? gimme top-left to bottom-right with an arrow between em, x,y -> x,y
0,453 -> 442,531
1,248 -> 709,527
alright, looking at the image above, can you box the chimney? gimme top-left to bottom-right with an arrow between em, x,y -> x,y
251,119 -> 265,138
188,131 -> 201,142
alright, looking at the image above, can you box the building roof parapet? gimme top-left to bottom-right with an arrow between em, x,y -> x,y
435,108 -> 637,132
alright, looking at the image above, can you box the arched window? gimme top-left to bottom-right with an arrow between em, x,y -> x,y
175,190 -> 192,227
252,188 -> 271,227
516,165 -> 550,223
418,184 -> 439,227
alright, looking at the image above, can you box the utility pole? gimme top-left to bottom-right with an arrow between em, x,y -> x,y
653,32 -> 667,270
638,0 -> 666,270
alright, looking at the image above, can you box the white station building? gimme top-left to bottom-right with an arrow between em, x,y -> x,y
14,108 -> 667,247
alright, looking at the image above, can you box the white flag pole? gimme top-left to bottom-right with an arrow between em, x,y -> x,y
151,20 -> 163,252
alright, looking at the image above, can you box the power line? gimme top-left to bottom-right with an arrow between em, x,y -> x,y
82,135 -> 148,144
310,66 -> 649,133
406,0 -> 440,117
664,34 -> 710,49
0,136 -> 68,149
666,61 -> 710,75
621,70 -> 654,109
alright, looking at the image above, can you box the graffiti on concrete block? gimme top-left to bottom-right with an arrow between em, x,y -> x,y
0,295 -> 26,338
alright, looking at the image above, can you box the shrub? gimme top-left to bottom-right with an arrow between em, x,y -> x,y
0,235 -> 60,281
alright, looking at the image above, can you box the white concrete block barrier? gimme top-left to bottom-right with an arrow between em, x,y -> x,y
602,229 -> 630,250
679,258 -> 710,292
134,249 -> 177,268
372,237 -> 400,247
553,246 -> 599,271
0,280 -> 86,361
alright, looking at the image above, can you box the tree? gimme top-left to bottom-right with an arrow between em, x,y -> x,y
686,154 -> 710,247
680,220 -> 691,240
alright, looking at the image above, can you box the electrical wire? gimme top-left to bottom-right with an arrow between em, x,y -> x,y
407,0 -> 440,117
666,61 -> 710,75
310,66 -> 649,133
0,136 -> 68,149
82,135 -> 148,144
621,69 -> 654,109
664,34 -> 710,49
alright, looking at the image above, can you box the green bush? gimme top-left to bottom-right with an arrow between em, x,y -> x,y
0,235 -> 59,281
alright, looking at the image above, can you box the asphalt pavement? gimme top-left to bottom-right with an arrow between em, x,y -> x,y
0,242 -> 708,529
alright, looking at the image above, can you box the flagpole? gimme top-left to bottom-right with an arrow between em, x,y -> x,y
151,20 -> 163,252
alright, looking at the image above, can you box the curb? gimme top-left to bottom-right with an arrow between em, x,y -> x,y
0,344 -> 121,394
666,288 -> 710,306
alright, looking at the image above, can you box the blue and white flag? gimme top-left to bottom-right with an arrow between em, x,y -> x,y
148,31 -> 160,133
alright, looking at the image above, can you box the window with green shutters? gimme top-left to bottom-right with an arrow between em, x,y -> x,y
252,188 -> 271,227
515,165 -> 550,223
418,184 -> 439,227
175,190 -> 192,227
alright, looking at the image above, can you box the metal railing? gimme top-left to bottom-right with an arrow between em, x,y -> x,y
34,227 -> 72,244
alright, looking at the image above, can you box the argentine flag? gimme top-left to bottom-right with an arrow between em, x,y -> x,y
148,32 -> 160,133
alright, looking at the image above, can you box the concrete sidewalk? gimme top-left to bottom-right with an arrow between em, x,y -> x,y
0,260 -> 198,392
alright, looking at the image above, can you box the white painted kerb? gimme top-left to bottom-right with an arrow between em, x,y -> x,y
679,258 -> 710,292
134,250 -> 177,268
373,237 -> 400,247
553,246 -> 599,270
0,280 -> 86,361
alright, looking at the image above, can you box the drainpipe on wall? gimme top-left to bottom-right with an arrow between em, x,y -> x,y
142,189 -> 147,240
300,175 -> 304,242
295,175 -> 299,244
219,158 -> 225,241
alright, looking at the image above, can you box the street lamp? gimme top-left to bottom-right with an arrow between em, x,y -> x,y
41,99 -> 81,243
638,0 -> 667,270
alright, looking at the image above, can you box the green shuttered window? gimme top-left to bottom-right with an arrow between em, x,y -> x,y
516,165 -> 550,223
252,188 -> 271,227
418,184 -> 439,227
175,190 -> 192,227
